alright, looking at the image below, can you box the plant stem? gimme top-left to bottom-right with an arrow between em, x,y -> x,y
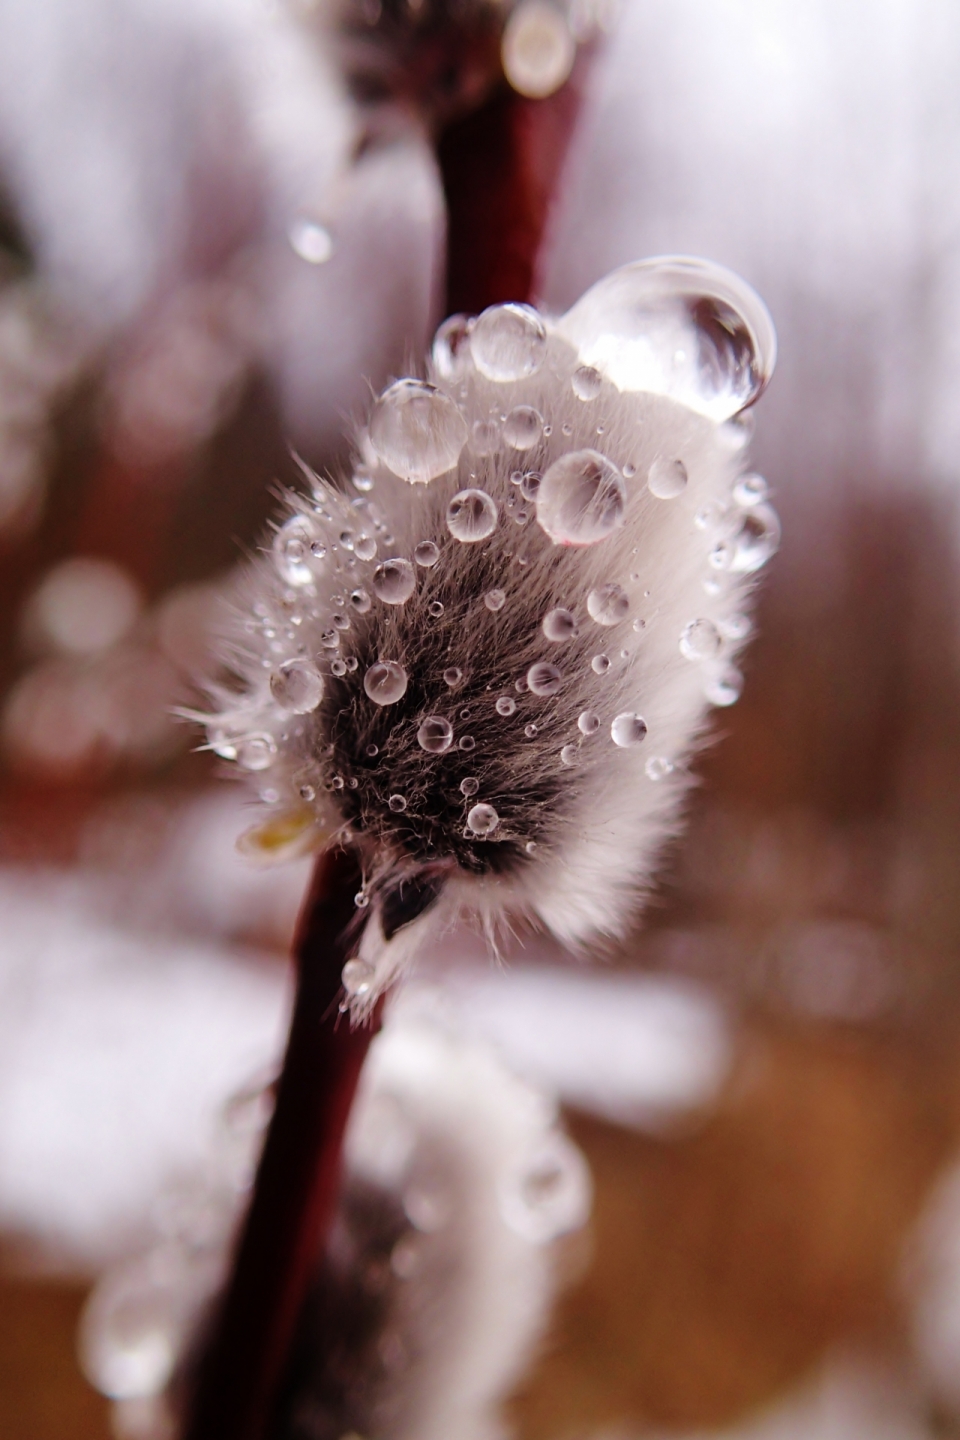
181,846 -> 374,1440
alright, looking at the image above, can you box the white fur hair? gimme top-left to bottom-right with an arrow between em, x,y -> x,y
202,261 -> 778,1011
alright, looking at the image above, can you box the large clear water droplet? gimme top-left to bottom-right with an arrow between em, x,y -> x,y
542,607 -> 579,641
611,712 -> 648,747
680,618 -> 722,661
460,776 -> 479,796
270,660 -> 324,714
414,540 -> 440,567
364,661 -> 408,705
578,710 -> 600,735
729,503 -> 781,573
587,583 -> 629,626
369,379 -> 467,484
571,365 -> 602,401
273,515 -> 319,586
417,715 -> 454,752
471,303 -> 547,382
503,405 -> 543,451
373,558 -> 416,604
527,661 -> 562,695
647,457 -> 688,499
591,653 -> 611,674
536,450 -> 626,546
444,667 -> 463,687
447,488 -> 498,542
557,257 -> 776,422
467,802 -> 499,836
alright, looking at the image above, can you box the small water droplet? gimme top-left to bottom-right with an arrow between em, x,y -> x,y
472,417 -> 501,455
611,713 -> 647,747
428,600 -> 445,617
587,583 -> 629,626
447,488 -> 498,542
346,656 -> 358,672
332,612 -> 350,630
320,628 -> 340,649
680,618 -> 722,661
373,558 -> 416,604
432,314 -> 473,380
503,405 -> 543,450
471,303 -> 546,382
520,470 -> 541,501
502,0 -> 576,98
369,379 -> 468,484
524,722 -> 538,737
733,472 -> 769,508
343,957 -> 374,997
459,735 -> 476,751
331,658 -> 347,676
646,755 -> 674,781
709,539 -> 734,571
288,216 -> 334,264
537,450 -> 626,546
350,588 -> 372,613
417,715 -> 454,752
467,802 -> 499,835
730,503 -> 780,572
353,471 -> 375,493
444,667 -> 463,687
647,457 -> 688,500
270,659 -> 324,713
525,839 -> 538,853
560,743 -> 579,765
720,612 -> 752,640
388,794 -> 407,812
527,661 -> 562,695
542,607 -> 579,642
354,534 -> 377,561
236,733 -> 277,771
364,661 -> 408,705
578,710 -> 600,735
460,776 -> 479,797
414,540 -> 440,567
339,529 -> 355,551
695,500 -> 728,532
704,665 -> 744,706
485,588 -> 506,611
571,364 -> 602,401
591,653 -> 611,674
300,784 -> 315,801
561,421 -> 573,437
496,695 -> 517,715
273,515 -> 319,586
623,461 -> 637,478
366,743 -> 379,757
354,891 -> 369,909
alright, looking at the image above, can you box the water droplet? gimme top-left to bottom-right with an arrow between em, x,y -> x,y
520,470 -> 541,501
417,715 -> 454,752
320,627 -> 340,649
571,364 -> 603,401
364,661 -> 408,705
591,653 -> 611,674
288,216 -> 334,264
236,733 -> 277,770
485,588 -> 506,611
273,515 -> 319,586
354,534 -> 377,561
460,776 -> 479,797
472,417 -> 501,455
300,784 -> 315,801
470,303 -> 547,383
560,743 -> 579,765
467,802 -> 499,835
730,503 -> 780,572
332,612 -> 350,630
387,794 -> 407,813
432,314 -> 473,380
646,755 -> 674,781
428,600 -> 445,618
527,661 -> 562,695
414,540 -> 440,568
647,457 -> 688,500
587,583 -> 629,626
709,539 -> 734,571
447,488 -> 498,542
556,256 -> 776,422
343,957 -> 374,997
373,558 -> 416,604
680,619 -> 722,661
444,667 -> 463,687
525,839 -> 538,853
346,656 -> 358,672
611,712 -> 647,747
502,0 -> 575,98
542,607 -> 579,641
721,612 -> 752,640
353,471 -> 375,493
339,529 -> 355,551
561,421 -> 573,437
524,722 -> 538,737
354,891 -> 369,909
350,588 -> 372,613
369,379 -> 468,484
499,1133 -> 591,1243
705,665 -> 744,706
578,710 -> 600,735
459,735 -> 476,751
623,461 -> 637,478
733,472 -> 768,508
496,695 -> 517,716
270,660 -> 324,713
503,405 -> 543,450
366,743 -> 379,757
536,450 -> 626,546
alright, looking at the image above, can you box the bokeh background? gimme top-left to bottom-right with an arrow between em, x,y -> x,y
5,1 -> 960,1437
